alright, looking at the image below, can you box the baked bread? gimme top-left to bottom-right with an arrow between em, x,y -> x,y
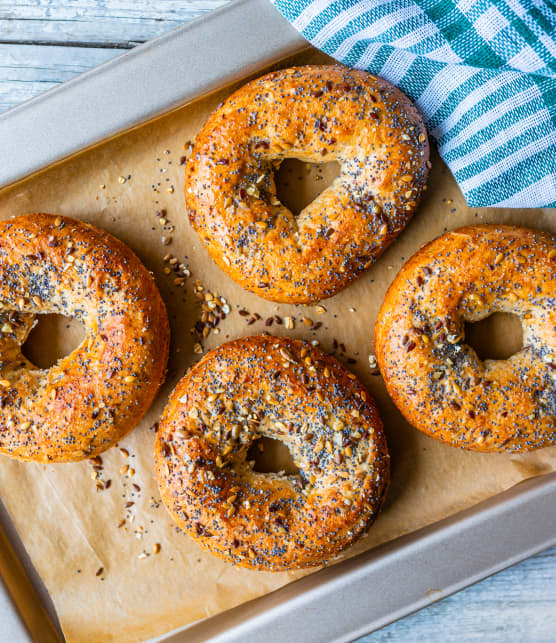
375,224 -> 556,452
0,213 -> 170,462
185,65 -> 429,303
155,335 -> 390,570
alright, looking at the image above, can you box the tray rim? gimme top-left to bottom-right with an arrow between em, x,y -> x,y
0,0 -> 307,189
0,0 -> 555,641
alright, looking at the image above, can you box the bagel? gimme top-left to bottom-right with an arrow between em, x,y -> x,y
0,213 -> 170,462
375,225 -> 556,453
155,335 -> 389,571
185,65 -> 429,304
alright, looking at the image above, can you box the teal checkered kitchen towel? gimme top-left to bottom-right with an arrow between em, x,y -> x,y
271,0 -> 556,207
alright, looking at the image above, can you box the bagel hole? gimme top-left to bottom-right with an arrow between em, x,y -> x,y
274,158 -> 341,216
464,313 -> 523,361
22,314 -> 86,369
247,437 -> 300,475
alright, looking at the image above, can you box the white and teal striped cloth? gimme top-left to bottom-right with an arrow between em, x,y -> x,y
271,0 -> 556,207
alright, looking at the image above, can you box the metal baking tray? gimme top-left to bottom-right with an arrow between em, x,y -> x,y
0,0 -> 555,640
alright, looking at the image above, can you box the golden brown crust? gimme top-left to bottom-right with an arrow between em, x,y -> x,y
155,335 -> 390,571
375,224 -> 556,453
185,65 -> 429,304
0,213 -> 170,462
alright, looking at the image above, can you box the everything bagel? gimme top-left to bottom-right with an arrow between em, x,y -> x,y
0,214 -> 170,462
155,335 -> 390,571
185,65 -> 429,303
375,225 -> 556,452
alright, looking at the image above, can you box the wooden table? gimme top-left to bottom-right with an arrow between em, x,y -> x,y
1,1 -> 555,641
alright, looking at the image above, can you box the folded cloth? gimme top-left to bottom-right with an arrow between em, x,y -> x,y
271,0 -> 556,207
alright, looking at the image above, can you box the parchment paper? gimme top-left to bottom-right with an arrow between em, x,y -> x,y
0,50 -> 555,643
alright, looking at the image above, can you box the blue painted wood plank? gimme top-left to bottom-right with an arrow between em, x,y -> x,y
0,43 -> 117,111
0,0 -> 228,45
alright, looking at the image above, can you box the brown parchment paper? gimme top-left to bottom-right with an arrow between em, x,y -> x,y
0,50 -> 555,643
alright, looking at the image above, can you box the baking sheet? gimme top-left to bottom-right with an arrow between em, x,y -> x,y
180,472 -> 556,643
0,48 -> 555,643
